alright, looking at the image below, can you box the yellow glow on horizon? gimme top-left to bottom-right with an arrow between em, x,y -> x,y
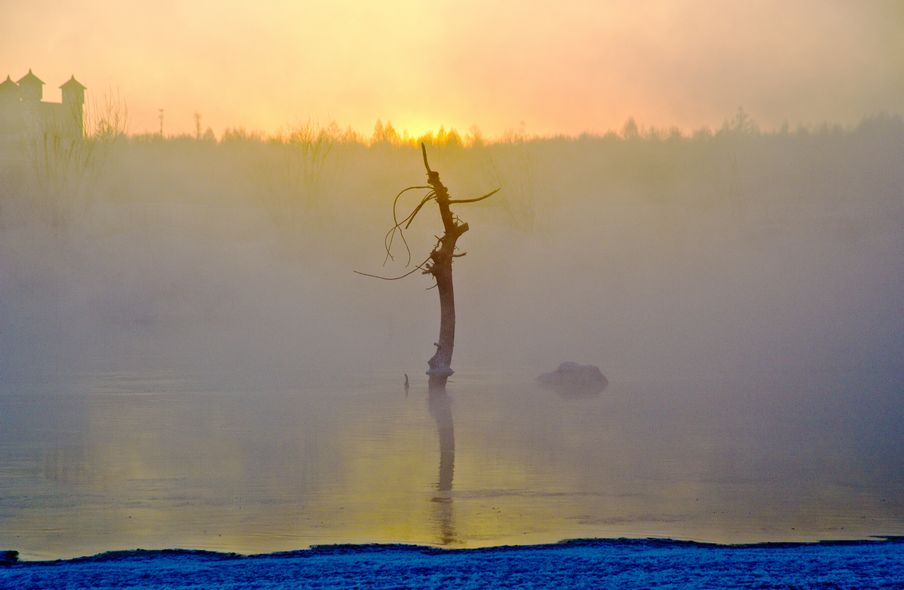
0,1 -> 900,138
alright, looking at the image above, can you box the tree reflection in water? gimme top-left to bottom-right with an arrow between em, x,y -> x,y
428,385 -> 456,545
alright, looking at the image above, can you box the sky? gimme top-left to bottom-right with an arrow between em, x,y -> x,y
2,0 -> 902,137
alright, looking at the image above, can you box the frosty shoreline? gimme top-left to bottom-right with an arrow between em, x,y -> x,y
2,537 -> 902,589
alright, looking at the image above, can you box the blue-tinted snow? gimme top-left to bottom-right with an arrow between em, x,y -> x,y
2,537 -> 902,589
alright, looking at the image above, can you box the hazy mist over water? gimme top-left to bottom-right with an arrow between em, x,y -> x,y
1,117 -> 902,558
2,119 -> 902,382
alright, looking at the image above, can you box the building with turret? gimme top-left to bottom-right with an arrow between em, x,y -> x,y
0,69 -> 85,148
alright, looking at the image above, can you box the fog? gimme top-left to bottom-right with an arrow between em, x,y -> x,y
2,114 -> 903,555
3,117 -> 901,389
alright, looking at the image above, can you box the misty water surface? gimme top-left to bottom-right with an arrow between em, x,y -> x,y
1,368 -> 902,561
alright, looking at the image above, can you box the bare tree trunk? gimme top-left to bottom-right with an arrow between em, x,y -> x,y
357,144 -> 497,390
422,146 -> 468,389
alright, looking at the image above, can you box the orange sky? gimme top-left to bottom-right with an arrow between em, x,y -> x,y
2,0 -> 901,137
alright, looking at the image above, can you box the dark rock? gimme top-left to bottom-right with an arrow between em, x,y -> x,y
538,362 -> 608,396
0,551 -> 18,566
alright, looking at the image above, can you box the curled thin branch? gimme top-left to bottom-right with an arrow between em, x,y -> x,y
404,192 -> 435,229
383,186 -> 433,264
448,187 -> 501,205
384,191 -> 436,265
355,253 -> 433,281
394,185 -> 432,209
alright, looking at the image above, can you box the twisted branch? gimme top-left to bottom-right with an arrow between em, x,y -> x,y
355,253 -> 433,281
449,187 -> 500,205
383,186 -> 435,265
358,145 -> 499,291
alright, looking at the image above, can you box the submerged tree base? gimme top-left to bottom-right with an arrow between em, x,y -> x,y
428,366 -> 455,390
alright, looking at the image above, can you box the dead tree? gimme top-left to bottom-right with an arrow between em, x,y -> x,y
356,143 -> 499,389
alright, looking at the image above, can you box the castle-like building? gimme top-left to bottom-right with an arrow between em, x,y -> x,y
0,69 -> 86,146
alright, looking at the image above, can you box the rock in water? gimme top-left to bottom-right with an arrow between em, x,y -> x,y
538,362 -> 608,396
0,551 -> 18,566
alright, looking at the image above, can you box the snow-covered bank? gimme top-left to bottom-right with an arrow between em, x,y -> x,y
2,538 -> 902,589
